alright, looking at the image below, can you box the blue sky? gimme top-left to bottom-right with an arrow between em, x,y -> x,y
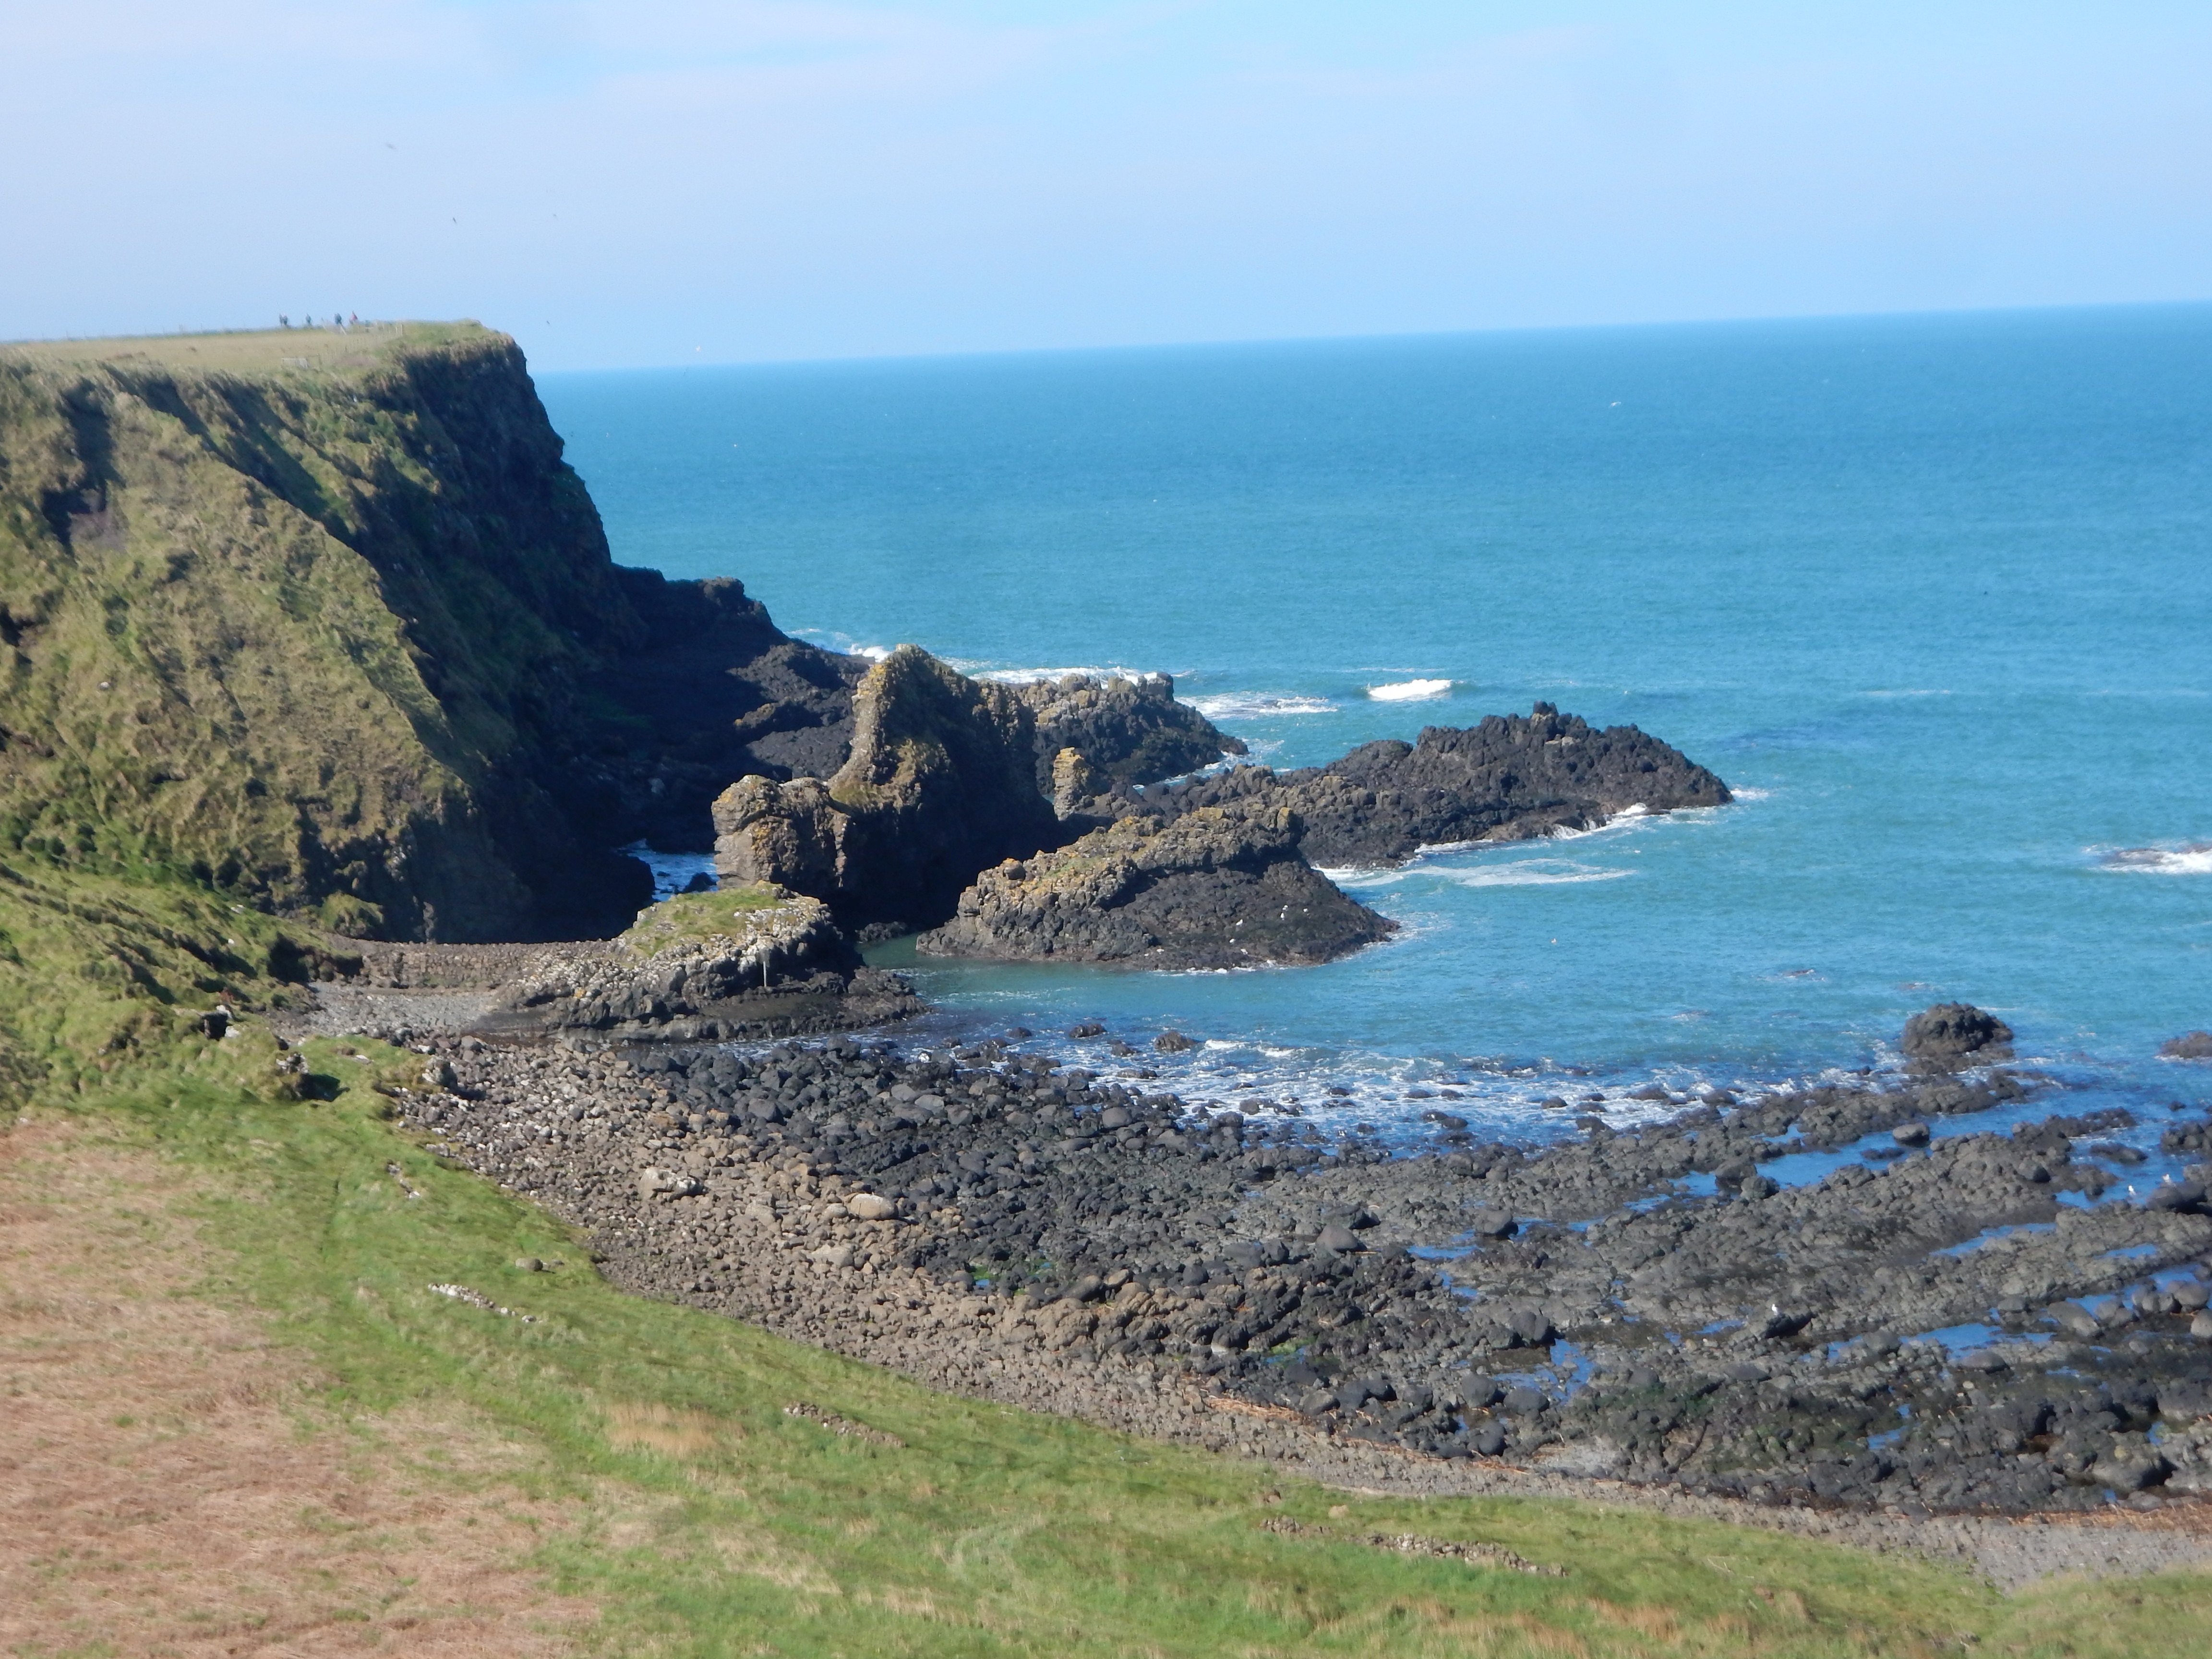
3,1 -> 2207,368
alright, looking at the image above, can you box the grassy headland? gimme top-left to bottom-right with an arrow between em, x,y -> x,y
2,326 -> 2206,1653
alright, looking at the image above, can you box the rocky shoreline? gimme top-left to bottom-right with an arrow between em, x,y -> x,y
312,990 -> 2212,1579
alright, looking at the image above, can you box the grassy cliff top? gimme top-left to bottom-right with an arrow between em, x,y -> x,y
0,320 -> 497,378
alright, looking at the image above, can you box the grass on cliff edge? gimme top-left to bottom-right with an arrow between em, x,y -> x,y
8,1036 -> 2204,1658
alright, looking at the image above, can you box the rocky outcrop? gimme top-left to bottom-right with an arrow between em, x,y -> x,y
2162,1032 -> 2212,1061
916,801 -> 1394,969
713,646 -> 1061,932
490,886 -> 918,1040
392,1019 -> 2212,1529
1902,1003 -> 2015,1068
1009,673 -> 1243,794
1116,704 -> 1730,867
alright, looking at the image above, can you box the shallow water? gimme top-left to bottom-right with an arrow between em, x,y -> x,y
541,305 -> 2212,1140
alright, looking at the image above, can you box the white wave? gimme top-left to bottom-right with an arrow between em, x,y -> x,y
1731,787 -> 1772,801
970,664 -> 1155,685
1187,692 -> 1338,720
1366,677 -> 1454,702
2098,843 -> 2212,876
1547,803 -> 1650,840
793,628 -> 893,662
1434,861 -> 1634,889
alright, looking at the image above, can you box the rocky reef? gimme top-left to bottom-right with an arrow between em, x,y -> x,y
371,999 -> 2212,1523
917,800 -> 1395,969
1084,704 -> 1730,866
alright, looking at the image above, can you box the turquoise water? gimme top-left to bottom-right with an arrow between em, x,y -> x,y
539,306 -> 2212,1139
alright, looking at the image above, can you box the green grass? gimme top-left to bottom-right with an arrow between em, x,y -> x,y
619,883 -> 807,952
22,1028 -> 2194,1659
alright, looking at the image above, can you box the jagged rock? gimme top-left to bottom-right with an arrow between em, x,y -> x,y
1010,672 -> 1243,793
1902,1003 -> 2015,1066
713,646 -> 1060,930
2161,1031 -> 2212,1060
1102,703 -> 1729,867
490,886 -> 917,1037
916,801 -> 1394,970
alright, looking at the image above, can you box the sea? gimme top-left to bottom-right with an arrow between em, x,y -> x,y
540,304 -> 2212,1190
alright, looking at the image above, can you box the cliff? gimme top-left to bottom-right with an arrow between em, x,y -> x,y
0,324 -> 863,943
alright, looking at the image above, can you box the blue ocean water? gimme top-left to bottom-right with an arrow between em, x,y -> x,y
539,306 -> 2212,1151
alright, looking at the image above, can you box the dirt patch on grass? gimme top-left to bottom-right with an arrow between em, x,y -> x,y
0,1116 -> 593,1657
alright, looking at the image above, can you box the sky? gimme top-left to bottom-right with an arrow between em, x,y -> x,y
2,1 -> 2208,370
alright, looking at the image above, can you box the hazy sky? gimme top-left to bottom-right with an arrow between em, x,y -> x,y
4,1 -> 2207,369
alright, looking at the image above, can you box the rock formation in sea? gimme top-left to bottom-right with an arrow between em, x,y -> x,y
711,646 -> 1061,934
1008,672 -> 1244,794
1073,703 -> 1731,866
916,800 -> 1395,969
1901,1002 -> 2015,1067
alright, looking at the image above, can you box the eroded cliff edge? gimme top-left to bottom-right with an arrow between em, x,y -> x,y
0,325 -> 869,942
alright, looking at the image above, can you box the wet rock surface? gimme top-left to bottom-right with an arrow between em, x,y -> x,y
917,801 -> 1395,969
1102,704 -> 1730,867
377,1011 -> 2212,1535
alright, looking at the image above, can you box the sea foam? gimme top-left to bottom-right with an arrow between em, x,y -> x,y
1187,692 -> 1337,720
2097,843 -> 2212,875
1367,677 -> 1454,701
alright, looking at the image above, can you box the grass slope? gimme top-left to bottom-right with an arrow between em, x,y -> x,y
0,323 -> 646,941
4,1016 -> 2189,1657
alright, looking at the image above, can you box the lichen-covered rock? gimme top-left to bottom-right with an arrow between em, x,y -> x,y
713,646 -> 1060,931
1010,672 -> 1243,793
916,801 -> 1394,970
1119,703 -> 1730,867
494,885 -> 917,1037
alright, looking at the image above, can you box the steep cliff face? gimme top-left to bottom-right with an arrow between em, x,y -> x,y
0,324 -> 865,942
713,645 -> 1061,932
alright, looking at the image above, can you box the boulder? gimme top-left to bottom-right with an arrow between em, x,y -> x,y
916,801 -> 1395,971
490,886 -> 919,1037
2162,1031 -> 2212,1060
1900,1003 -> 2014,1066
846,1192 -> 898,1221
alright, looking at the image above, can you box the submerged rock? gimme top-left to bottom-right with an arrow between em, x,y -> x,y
916,801 -> 1395,970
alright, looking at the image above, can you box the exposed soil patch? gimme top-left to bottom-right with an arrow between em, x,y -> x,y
0,1118 -> 592,1657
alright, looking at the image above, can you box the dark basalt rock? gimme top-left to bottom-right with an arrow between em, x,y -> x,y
384,1000 -> 2212,1517
2161,1031 -> 2212,1061
712,646 -> 1061,932
1902,1002 -> 2015,1067
1011,673 -> 1243,793
1099,703 -> 1730,867
915,801 -> 1395,970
